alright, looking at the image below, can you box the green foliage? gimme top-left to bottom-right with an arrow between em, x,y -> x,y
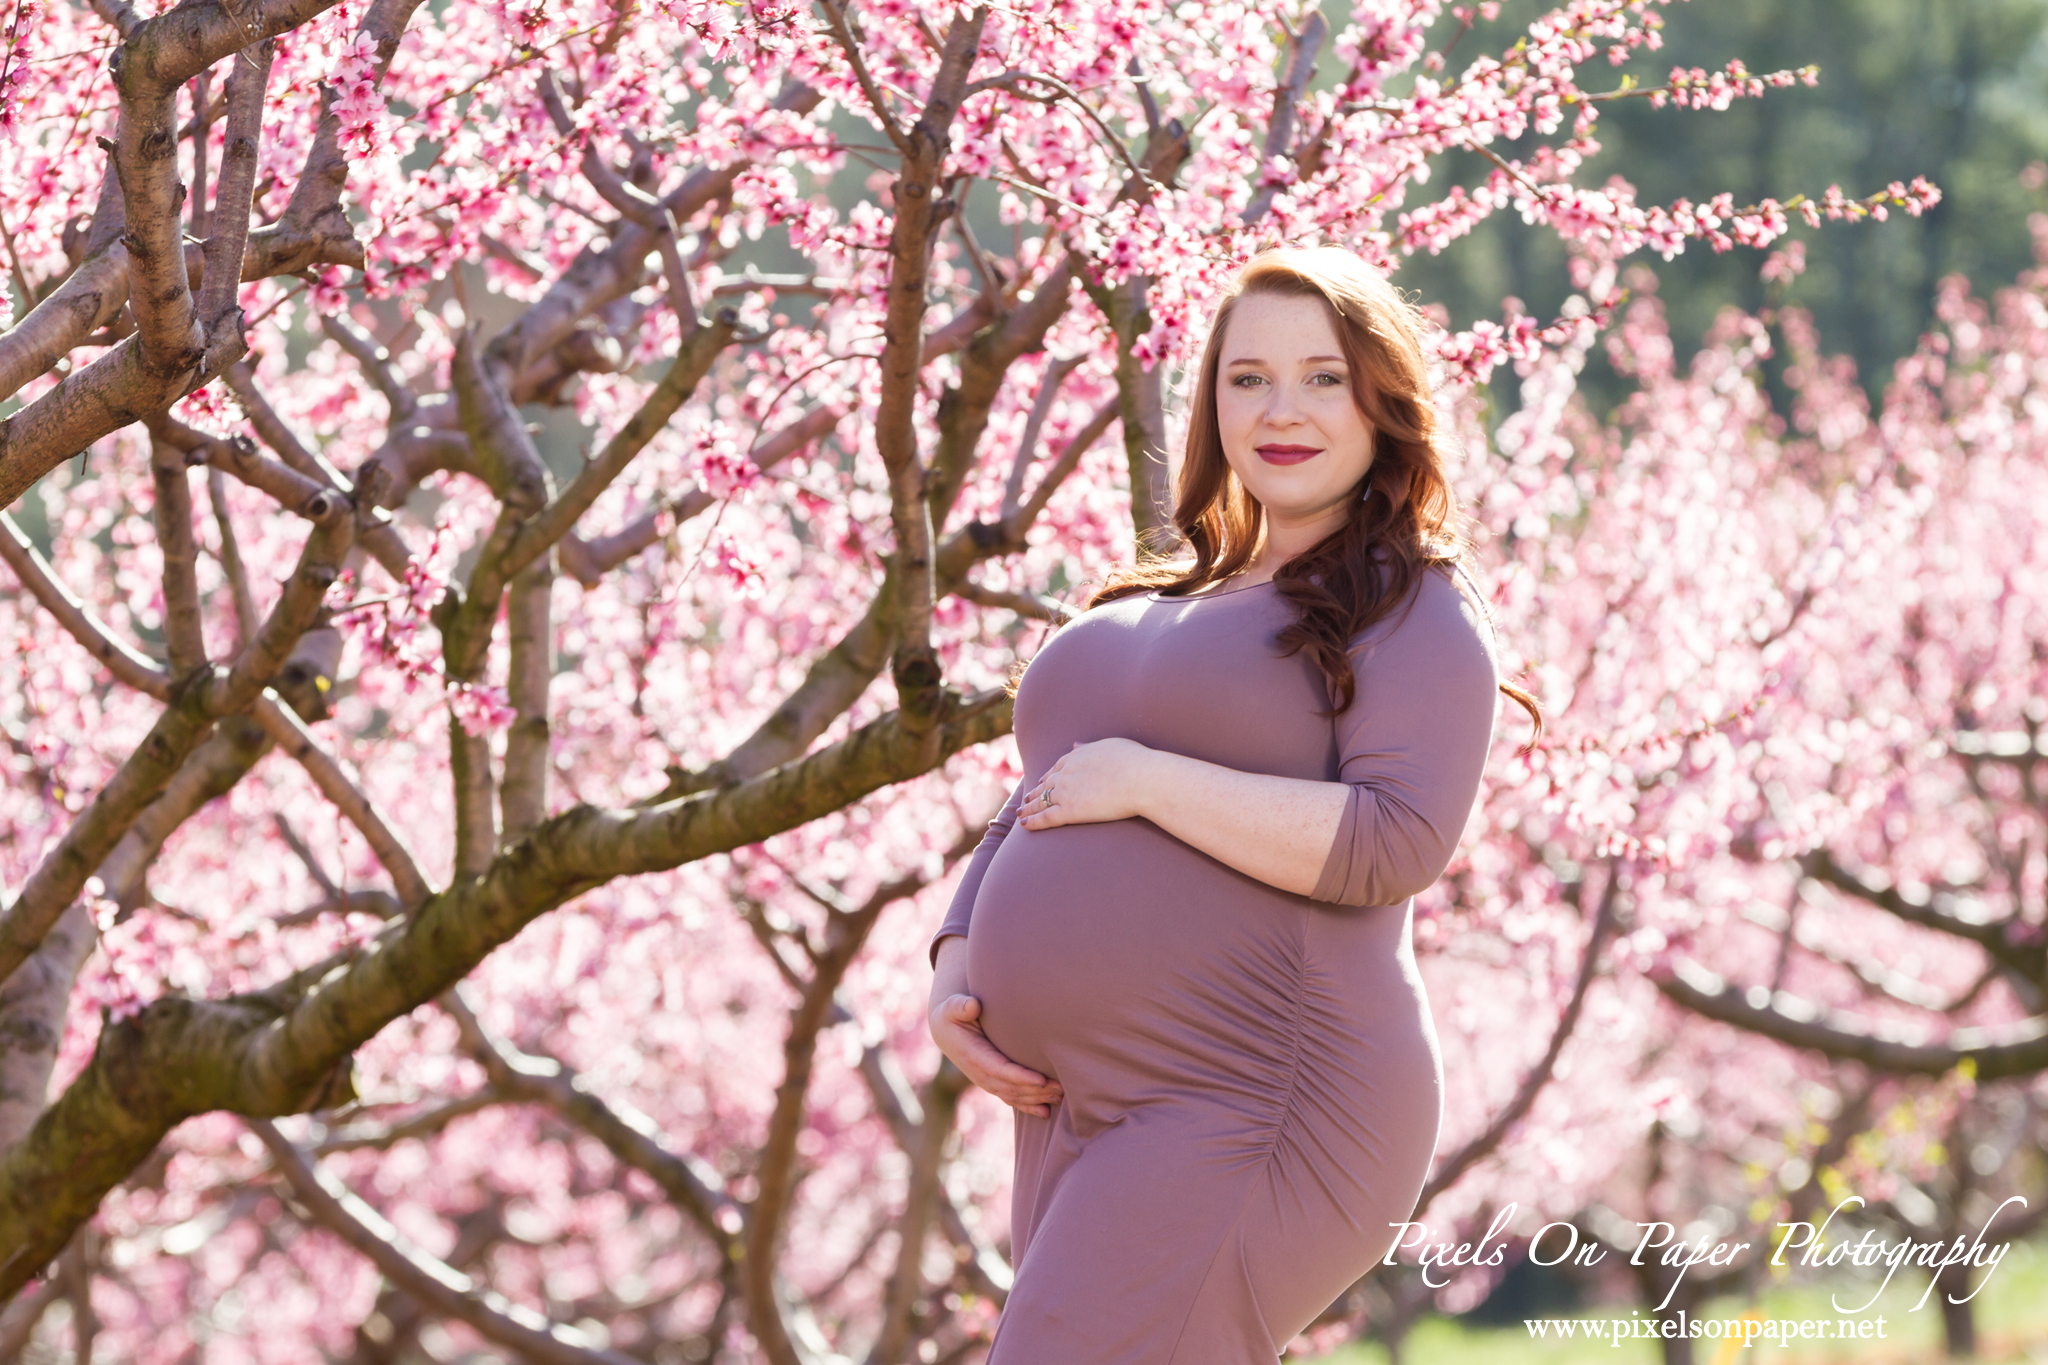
1388,0 -> 2048,409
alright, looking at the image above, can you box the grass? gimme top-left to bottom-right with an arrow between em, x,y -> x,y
1314,1238 -> 2048,1364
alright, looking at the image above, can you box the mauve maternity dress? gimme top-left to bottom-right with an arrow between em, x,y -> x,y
931,564 -> 1500,1363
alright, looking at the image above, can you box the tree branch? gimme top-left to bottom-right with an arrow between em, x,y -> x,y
0,685 -> 1014,1295
220,362 -> 412,579
0,247 -> 131,405
1652,958 -> 2048,1080
205,498 -> 353,716
1000,352 -> 1080,517
1412,866 -> 1619,1215
500,308 -> 739,580
1805,849 -> 2043,979
451,326 -> 551,516
0,510 -> 172,699
195,36 -> 274,329
148,430 -> 209,676
815,0 -> 913,156
0,673 -> 220,995
250,1119 -> 638,1365
250,692 -> 431,911
267,0 -> 429,275
320,312 -> 418,423
873,7 -> 989,740
856,1040 -> 1010,1301
1240,11 -> 1327,225
441,989 -> 741,1258
500,553 -> 554,843
866,1059 -> 965,1365
206,467 -> 260,645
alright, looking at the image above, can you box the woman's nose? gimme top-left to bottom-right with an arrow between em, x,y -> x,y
1264,385 -> 1306,426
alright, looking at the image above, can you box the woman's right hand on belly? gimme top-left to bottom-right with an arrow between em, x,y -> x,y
930,936 -> 1064,1118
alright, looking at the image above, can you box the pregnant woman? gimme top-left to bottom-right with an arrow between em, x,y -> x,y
927,246 -> 1539,1362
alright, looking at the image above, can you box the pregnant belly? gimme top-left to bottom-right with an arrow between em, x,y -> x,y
964,819 -> 1309,1090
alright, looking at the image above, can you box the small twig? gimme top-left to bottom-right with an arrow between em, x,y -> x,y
815,0 -> 912,155
250,1119 -> 636,1365
251,692 -> 432,911
1001,353 -> 1081,517
965,69 -> 1153,190
0,510 -> 172,699
207,467 -> 260,646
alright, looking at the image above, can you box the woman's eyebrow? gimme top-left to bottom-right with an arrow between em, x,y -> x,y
1224,354 -> 1348,367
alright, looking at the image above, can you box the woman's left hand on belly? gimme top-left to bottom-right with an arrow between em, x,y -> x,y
1017,738 -> 1155,830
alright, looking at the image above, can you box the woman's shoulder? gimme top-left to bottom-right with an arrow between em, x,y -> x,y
1350,561 -> 1500,671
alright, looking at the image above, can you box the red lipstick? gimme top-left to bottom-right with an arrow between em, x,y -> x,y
1256,444 -> 1321,465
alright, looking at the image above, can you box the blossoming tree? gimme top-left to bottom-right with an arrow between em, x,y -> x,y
0,0 -> 1945,1358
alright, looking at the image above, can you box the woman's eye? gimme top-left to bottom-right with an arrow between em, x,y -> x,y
1309,372 -> 1344,386
1231,374 -> 1266,388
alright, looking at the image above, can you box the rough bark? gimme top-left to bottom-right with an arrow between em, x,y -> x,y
0,687 -> 1012,1296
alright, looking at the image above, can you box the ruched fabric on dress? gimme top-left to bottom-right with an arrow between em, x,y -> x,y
932,566 -> 1499,1363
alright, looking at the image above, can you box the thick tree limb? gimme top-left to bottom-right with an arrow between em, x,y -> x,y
0,248 -> 131,405
0,327 -> 251,516
872,8 -> 990,740
149,433 -> 208,676
500,554 -> 554,843
1653,958 -> 2048,1079
0,510 -> 172,699
0,686 -> 1013,1296
250,1119 -> 637,1365
451,327 -> 551,516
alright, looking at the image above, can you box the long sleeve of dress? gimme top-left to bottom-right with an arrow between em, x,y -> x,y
930,776 -> 1029,966
1309,568 -> 1500,907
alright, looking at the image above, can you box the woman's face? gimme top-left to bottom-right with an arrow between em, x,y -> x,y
1212,292 -> 1375,536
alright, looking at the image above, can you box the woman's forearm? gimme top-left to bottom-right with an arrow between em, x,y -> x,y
931,934 -> 971,1006
1134,750 -> 1348,897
